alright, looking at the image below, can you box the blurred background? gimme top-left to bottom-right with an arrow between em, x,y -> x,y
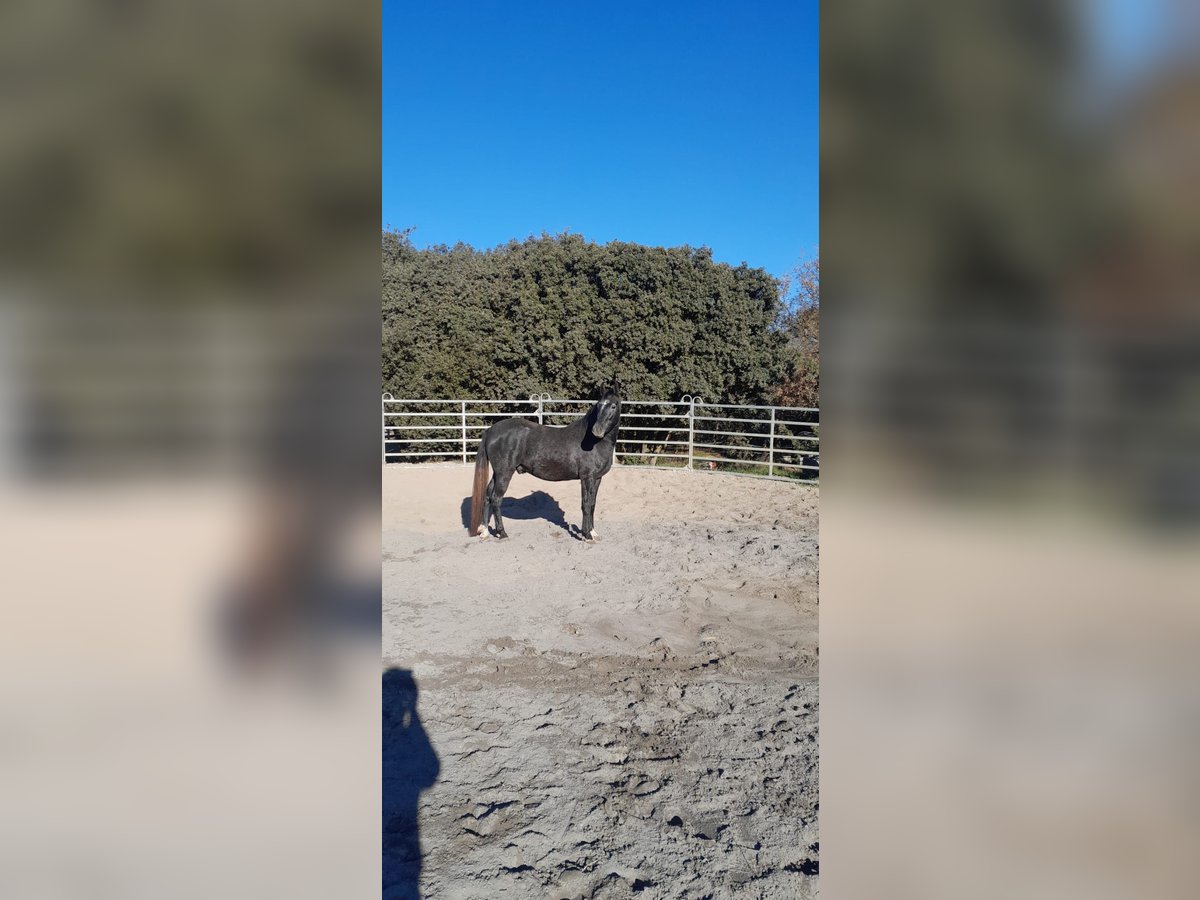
0,2 -> 380,898
822,1 -> 1200,898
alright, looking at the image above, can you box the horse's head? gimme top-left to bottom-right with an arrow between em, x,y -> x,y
591,385 -> 622,438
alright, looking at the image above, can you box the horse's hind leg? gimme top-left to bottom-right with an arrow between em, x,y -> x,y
482,478 -> 497,535
481,490 -> 494,534
489,466 -> 514,539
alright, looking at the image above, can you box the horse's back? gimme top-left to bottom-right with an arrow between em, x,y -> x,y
482,416 -> 536,457
486,417 -> 537,440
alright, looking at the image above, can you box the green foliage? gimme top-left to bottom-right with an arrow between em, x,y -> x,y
382,231 -> 796,403
774,257 -> 819,407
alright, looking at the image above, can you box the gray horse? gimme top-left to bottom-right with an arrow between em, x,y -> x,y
469,386 -> 622,541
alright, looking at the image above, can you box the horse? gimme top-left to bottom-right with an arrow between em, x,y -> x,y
469,386 -> 622,541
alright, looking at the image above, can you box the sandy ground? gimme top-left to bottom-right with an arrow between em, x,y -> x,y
383,464 -> 818,900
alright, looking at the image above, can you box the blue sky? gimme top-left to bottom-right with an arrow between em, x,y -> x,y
1085,0 -> 1171,81
383,1 -> 818,279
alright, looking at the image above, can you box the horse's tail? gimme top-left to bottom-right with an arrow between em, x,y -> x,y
468,439 -> 490,536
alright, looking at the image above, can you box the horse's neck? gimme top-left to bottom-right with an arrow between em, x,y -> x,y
579,403 -> 600,435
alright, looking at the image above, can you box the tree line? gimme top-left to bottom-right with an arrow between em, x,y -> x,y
383,230 -> 818,408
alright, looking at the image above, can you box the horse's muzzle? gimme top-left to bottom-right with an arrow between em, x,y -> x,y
592,424 -> 606,438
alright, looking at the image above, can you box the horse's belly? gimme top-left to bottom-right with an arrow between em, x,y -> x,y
527,460 -> 576,481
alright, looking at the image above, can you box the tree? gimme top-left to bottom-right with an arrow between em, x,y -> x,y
382,231 -> 795,405
774,257 -> 819,408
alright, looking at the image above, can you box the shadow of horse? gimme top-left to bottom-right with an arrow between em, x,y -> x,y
459,490 -> 569,532
383,668 -> 439,900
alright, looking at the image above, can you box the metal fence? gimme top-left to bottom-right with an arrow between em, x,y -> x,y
382,395 -> 819,481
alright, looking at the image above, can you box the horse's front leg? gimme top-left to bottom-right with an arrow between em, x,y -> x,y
580,476 -> 600,541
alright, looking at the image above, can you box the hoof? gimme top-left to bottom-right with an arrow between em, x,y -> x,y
496,531 -> 509,540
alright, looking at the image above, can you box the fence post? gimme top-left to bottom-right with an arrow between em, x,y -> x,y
461,400 -> 468,463
381,393 -> 389,465
537,396 -> 544,425
687,397 -> 695,470
769,406 -> 776,477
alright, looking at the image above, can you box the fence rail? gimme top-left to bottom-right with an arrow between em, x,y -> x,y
382,395 -> 819,481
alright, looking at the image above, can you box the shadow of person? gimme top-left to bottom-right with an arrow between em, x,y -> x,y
458,490 -> 569,532
383,668 -> 440,900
